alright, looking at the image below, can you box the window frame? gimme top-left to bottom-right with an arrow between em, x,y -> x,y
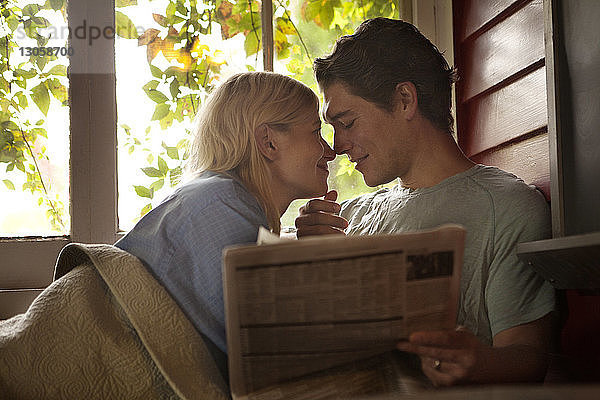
0,0 -> 448,316
0,0 -> 117,303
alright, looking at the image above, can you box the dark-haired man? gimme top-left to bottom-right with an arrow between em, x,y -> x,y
295,18 -> 555,386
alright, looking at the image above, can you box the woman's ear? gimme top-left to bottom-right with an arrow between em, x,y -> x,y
394,82 -> 418,120
254,124 -> 278,161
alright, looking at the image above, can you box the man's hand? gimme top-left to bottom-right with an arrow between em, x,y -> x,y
396,314 -> 553,386
295,190 -> 349,237
396,328 -> 488,386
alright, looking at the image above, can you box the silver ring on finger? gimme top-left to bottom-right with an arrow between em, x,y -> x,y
433,359 -> 442,370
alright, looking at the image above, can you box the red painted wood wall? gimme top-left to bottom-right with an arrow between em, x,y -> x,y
453,0 -> 600,382
453,0 -> 550,199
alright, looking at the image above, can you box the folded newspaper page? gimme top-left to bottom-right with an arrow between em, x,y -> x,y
223,224 -> 466,400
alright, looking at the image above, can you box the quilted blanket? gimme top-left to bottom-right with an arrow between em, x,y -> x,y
0,243 -> 229,400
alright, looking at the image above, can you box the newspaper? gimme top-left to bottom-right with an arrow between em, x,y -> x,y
222,224 -> 466,400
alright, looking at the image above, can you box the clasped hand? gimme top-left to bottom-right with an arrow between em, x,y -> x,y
295,190 -> 349,237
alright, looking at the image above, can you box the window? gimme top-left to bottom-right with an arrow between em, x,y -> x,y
1,0 -> 70,236
113,0 -> 404,231
1,0 -> 450,317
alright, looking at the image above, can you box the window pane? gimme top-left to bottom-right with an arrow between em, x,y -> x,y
0,0 -> 70,236
115,0 -> 262,231
275,0 -> 399,228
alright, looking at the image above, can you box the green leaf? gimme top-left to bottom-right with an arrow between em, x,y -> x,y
36,34 -> 49,47
15,69 -> 37,79
116,0 -> 137,7
3,179 -> 15,190
169,79 -> 180,99
244,29 -> 261,56
23,20 -> 37,39
147,89 -> 169,103
151,103 -> 170,120
276,17 -> 295,35
3,120 -> 19,131
31,83 -> 50,116
115,11 -> 139,39
165,66 -> 187,82
35,53 -> 48,71
47,78 -> 68,103
31,127 -> 47,139
149,178 -> 164,191
169,166 -> 182,186
22,4 -> 41,17
138,28 -> 160,46
134,185 -> 153,198
31,16 -> 50,27
140,203 -> 152,216
175,2 -> 187,16
153,13 -> 167,27
142,80 -> 159,92
7,15 -> 19,32
319,4 -> 335,29
166,146 -> 179,160
49,0 -> 64,11
141,167 -> 163,177
48,65 -> 67,76
157,156 -> 168,174
150,65 -> 163,79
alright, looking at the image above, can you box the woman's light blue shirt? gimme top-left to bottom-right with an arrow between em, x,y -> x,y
115,171 -> 268,352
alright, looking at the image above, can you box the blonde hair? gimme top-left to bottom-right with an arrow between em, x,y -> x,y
186,71 -> 319,234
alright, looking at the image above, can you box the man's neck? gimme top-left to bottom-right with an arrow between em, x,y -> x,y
400,129 -> 475,190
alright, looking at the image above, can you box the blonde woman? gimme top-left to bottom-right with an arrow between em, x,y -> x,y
115,72 -> 334,374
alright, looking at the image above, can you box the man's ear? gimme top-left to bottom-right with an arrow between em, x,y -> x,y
254,124 -> 278,161
394,82 -> 418,120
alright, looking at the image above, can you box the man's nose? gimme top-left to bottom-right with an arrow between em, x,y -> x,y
333,129 -> 350,155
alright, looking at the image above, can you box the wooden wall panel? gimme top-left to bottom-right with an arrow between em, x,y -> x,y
455,0 -> 549,199
459,0 -> 544,102
460,65 -> 547,156
456,0 -> 520,41
0,289 -> 43,319
472,132 -> 550,199
0,238 -> 67,289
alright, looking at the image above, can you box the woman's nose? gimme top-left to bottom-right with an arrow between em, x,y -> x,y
320,138 -> 336,161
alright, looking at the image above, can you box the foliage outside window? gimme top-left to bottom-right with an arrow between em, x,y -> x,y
0,0 -> 69,236
115,0 -> 399,230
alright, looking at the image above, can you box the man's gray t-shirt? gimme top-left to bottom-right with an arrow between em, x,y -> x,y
340,164 -> 555,345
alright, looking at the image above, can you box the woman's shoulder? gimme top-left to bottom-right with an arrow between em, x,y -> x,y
177,171 -> 262,211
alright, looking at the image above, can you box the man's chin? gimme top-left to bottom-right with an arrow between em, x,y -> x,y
362,174 -> 382,187
363,173 -> 395,187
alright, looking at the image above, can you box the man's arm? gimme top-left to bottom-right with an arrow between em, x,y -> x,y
396,313 -> 555,386
295,190 -> 349,237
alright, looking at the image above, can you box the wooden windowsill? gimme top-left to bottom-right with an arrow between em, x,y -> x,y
517,231 -> 600,291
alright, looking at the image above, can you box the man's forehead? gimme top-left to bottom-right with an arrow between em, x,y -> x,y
322,84 -> 354,121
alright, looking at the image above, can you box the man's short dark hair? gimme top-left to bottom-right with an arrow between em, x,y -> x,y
314,17 -> 458,133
